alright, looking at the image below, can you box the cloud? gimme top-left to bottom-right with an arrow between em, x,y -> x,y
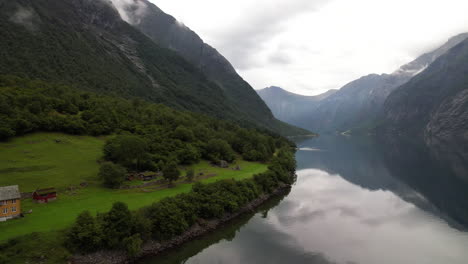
10,6 -> 38,31
110,0 -> 149,25
208,0 -> 332,70
151,0 -> 468,95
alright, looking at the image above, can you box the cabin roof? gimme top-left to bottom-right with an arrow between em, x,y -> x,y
34,188 -> 56,195
0,185 -> 21,201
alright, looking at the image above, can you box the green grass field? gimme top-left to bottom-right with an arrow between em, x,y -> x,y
0,133 -> 268,242
0,133 -> 106,192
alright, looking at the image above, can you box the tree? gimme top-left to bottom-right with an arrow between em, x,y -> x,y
99,162 -> 127,188
176,144 -> 201,165
103,135 -> 148,170
162,160 -> 180,185
157,160 -> 165,172
186,168 -> 195,182
123,234 -> 143,258
205,139 -> 235,162
173,126 -> 194,142
66,211 -> 102,253
100,202 -> 133,249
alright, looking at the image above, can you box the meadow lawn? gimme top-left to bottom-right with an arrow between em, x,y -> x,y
0,133 -> 268,242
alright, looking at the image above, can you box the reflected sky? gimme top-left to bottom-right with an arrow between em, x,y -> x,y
143,137 -> 468,264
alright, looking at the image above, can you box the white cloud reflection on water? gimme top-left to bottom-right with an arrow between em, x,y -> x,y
185,168 -> 468,264
264,168 -> 468,264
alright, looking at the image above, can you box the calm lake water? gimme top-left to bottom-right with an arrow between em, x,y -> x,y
142,136 -> 468,264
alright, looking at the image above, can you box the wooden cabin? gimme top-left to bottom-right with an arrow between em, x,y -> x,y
0,185 -> 21,222
33,188 -> 57,203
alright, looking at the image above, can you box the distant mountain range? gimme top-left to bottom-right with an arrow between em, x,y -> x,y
257,87 -> 337,128
0,0 -> 307,136
258,33 -> 468,134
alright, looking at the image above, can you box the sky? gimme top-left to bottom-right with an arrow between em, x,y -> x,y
150,0 -> 468,95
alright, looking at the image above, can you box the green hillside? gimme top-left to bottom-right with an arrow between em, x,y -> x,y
0,133 -> 105,192
0,0 -> 308,136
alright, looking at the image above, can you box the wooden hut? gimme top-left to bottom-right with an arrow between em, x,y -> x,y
33,188 -> 57,203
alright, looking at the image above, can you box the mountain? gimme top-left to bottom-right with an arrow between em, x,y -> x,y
380,37 -> 468,177
294,33 -> 468,134
0,0 -> 306,136
257,86 -> 337,128
123,0 -> 273,124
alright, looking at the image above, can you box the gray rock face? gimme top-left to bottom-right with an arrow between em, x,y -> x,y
381,38 -> 468,180
300,33 -> 468,134
257,86 -> 337,129
425,89 -> 468,180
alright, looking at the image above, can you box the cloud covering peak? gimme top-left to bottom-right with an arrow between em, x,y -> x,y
10,6 -> 39,31
110,0 -> 148,25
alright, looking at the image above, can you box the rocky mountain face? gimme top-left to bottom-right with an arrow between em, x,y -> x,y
112,0 -> 276,126
300,33 -> 468,134
257,86 -> 337,129
380,38 -> 468,180
0,0 -> 306,135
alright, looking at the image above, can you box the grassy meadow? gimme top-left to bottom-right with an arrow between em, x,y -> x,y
0,133 -> 268,242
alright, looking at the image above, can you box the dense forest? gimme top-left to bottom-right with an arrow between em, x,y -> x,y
0,75 -> 292,170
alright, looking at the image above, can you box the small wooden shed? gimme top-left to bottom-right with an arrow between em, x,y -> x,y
33,188 -> 57,203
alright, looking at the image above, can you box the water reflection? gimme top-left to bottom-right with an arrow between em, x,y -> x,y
142,136 -> 468,264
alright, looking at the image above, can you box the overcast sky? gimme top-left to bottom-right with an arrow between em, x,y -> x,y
151,0 -> 468,95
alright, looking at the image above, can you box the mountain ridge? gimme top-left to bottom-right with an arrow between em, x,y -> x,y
0,0 -> 307,136
116,0 -> 275,124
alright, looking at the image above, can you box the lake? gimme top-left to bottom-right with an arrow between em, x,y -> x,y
142,136 -> 468,264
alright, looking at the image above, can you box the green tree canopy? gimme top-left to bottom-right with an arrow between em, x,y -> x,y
99,162 -> 127,189
65,211 -> 102,253
162,160 -> 181,185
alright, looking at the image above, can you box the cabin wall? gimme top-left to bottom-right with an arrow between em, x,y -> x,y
0,199 -> 21,221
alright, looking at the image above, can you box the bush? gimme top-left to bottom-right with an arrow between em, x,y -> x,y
204,139 -> 236,162
99,162 -> 127,188
162,160 -> 181,185
123,234 -> 143,258
100,202 -> 133,249
65,211 -> 102,253
186,168 -> 195,182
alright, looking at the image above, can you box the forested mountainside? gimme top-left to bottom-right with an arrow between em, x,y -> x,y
380,37 -> 468,177
277,33 -> 468,134
257,86 -> 337,129
125,0 -> 274,124
0,75 -> 291,164
0,0 -> 307,136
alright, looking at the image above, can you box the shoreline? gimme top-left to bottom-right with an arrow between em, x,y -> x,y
71,183 -> 292,264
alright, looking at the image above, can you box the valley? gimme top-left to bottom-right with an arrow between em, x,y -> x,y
0,0 -> 467,263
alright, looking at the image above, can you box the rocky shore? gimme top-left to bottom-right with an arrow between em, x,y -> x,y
70,184 -> 291,264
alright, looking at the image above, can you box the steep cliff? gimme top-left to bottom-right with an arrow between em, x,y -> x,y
381,38 -> 468,177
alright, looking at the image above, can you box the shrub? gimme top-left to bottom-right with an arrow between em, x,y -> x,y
123,234 -> 143,258
99,162 -> 127,188
186,168 -> 195,182
65,211 -> 102,253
